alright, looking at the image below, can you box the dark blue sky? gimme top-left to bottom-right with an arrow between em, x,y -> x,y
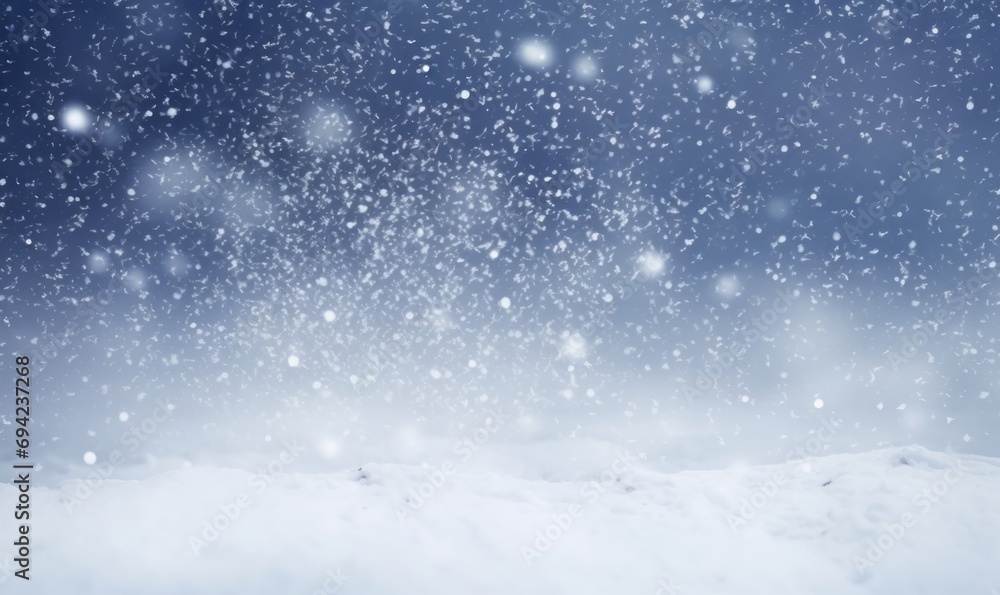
2,0 -> 998,470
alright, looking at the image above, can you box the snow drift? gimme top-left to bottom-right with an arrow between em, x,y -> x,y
2,445 -> 998,594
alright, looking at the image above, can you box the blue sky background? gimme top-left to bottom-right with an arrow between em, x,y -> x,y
1,0 -> 998,478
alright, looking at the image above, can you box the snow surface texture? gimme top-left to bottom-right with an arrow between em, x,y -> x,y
3,445 -> 998,594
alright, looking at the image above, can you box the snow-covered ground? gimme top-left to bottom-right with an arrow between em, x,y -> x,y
3,444 -> 998,594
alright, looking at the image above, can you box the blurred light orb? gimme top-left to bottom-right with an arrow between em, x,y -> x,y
573,55 -> 599,81
62,106 -> 91,132
560,332 -> 588,360
767,197 -> 791,219
318,438 -> 340,459
164,253 -> 190,277
638,250 -> 668,277
305,107 -> 352,150
715,274 -> 741,298
727,26 -> 755,49
89,251 -> 110,273
518,38 -> 555,69
124,267 -> 147,290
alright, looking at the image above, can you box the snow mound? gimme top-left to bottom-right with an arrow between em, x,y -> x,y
2,445 -> 998,594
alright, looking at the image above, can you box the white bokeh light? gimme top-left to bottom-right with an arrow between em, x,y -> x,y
88,250 -> 110,273
518,38 -> 555,69
164,253 -> 191,277
572,55 -> 599,81
637,250 -> 668,278
715,273 -> 741,299
560,332 -> 588,360
427,307 -> 455,332
727,26 -> 755,50
124,267 -> 147,290
318,438 -> 340,459
61,105 -> 92,132
305,106 -> 353,150
696,75 -> 715,94
767,197 -> 791,219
